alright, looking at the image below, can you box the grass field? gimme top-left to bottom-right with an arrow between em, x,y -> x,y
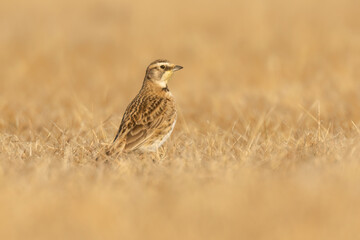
1,0 -> 360,239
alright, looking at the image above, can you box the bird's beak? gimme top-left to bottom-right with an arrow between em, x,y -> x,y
172,65 -> 183,72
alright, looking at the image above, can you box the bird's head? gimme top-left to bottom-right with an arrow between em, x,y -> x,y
144,59 -> 183,88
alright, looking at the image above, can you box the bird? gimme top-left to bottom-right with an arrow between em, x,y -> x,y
105,59 -> 183,156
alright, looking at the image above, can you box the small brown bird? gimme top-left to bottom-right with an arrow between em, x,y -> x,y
106,59 -> 183,156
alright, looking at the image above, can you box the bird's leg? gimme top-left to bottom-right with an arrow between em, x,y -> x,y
156,148 -> 162,162
150,149 -> 161,163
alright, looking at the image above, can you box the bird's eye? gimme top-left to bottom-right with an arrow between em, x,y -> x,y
160,65 -> 166,69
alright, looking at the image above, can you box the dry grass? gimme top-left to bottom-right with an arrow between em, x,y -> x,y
1,0 -> 360,239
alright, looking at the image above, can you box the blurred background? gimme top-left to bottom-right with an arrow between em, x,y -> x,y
1,0 -> 359,131
0,0 -> 360,239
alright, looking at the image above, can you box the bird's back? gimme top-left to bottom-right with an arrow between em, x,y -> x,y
107,85 -> 176,154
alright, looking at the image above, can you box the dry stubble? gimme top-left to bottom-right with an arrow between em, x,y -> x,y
0,0 -> 360,239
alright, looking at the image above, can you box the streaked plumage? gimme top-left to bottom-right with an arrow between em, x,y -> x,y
106,59 -> 183,155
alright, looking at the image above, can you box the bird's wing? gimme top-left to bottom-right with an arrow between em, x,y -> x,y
112,94 -> 170,151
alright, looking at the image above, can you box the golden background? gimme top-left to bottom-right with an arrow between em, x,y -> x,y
0,0 -> 360,239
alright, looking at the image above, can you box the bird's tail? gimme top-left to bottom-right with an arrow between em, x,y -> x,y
95,140 -> 125,161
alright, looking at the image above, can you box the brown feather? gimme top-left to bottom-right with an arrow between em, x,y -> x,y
107,60 -> 180,155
